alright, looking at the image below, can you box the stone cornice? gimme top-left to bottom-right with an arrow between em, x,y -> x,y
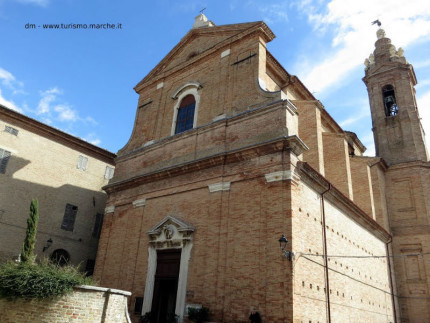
363,63 -> 416,86
345,131 -> 366,153
386,160 -> 430,170
208,182 -> 231,192
116,99 -> 296,162
104,135 -> 307,194
391,224 -> 430,237
297,161 -> 391,242
0,104 -> 116,165
368,157 -> 388,171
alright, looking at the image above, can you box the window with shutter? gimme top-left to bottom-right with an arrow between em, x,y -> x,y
4,126 -> 19,136
92,213 -> 104,238
104,166 -> 114,179
77,155 -> 88,171
0,148 -> 11,174
61,204 -> 78,231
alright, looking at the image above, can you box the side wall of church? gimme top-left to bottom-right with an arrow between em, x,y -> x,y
292,178 -> 394,323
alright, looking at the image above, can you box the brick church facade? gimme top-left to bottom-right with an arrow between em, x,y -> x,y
94,15 -> 429,323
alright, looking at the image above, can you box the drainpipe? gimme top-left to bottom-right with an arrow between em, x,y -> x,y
321,184 -> 332,323
386,237 -> 398,323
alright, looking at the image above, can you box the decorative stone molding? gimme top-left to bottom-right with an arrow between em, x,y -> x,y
157,82 -> 164,89
208,182 -> 231,192
105,205 -> 115,214
147,215 -> 195,248
170,84 -> 201,136
377,28 -> 386,39
221,49 -> 230,58
192,13 -> 214,29
171,82 -> 202,99
132,198 -> 146,208
265,170 -> 293,182
212,113 -> 226,122
143,216 -> 195,321
144,140 -> 155,147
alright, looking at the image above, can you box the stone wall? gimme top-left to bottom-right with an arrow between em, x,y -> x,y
0,106 -> 115,267
0,285 -> 131,323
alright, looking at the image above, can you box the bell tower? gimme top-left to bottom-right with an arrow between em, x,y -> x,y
363,27 -> 430,322
363,28 -> 428,165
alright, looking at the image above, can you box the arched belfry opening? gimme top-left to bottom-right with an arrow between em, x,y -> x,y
382,85 -> 398,117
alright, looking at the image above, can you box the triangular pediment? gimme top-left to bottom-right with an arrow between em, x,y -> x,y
135,21 -> 275,91
147,216 -> 195,248
147,215 -> 194,235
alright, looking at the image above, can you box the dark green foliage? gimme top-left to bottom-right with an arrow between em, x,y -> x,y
188,307 -> 210,323
21,199 -> 39,263
0,260 -> 92,300
141,312 -> 153,323
141,312 -> 178,323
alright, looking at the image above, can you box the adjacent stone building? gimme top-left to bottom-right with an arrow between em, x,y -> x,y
94,15 -> 429,323
0,104 -> 115,271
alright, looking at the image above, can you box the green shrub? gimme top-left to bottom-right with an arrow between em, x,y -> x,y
188,306 -> 210,323
0,260 -> 93,300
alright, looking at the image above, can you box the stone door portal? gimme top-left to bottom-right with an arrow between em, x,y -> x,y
142,216 -> 194,322
151,249 -> 181,323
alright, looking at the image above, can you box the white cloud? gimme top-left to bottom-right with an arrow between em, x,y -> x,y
84,116 -> 98,126
361,132 -> 376,157
413,59 -> 430,69
338,99 -> 371,127
258,2 -> 289,24
0,67 -> 15,87
0,89 -> 22,112
296,0 -> 430,94
0,66 -> 24,92
54,104 -> 79,122
417,90 -> 430,148
84,133 -> 102,146
37,87 -> 64,115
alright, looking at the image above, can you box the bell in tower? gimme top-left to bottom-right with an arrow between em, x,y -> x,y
382,85 -> 398,117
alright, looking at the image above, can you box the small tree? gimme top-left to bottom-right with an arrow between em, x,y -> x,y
21,199 -> 39,263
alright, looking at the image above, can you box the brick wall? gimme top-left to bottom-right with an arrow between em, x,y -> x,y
0,285 -> 131,323
292,180 -> 394,323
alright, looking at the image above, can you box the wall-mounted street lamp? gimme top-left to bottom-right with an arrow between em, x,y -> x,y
279,234 -> 294,261
43,238 -> 53,252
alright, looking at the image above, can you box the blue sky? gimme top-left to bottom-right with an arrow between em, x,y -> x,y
1,0 -> 429,156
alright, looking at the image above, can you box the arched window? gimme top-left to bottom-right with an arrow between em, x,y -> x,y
382,85 -> 398,116
50,249 -> 70,266
174,94 -> 196,134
